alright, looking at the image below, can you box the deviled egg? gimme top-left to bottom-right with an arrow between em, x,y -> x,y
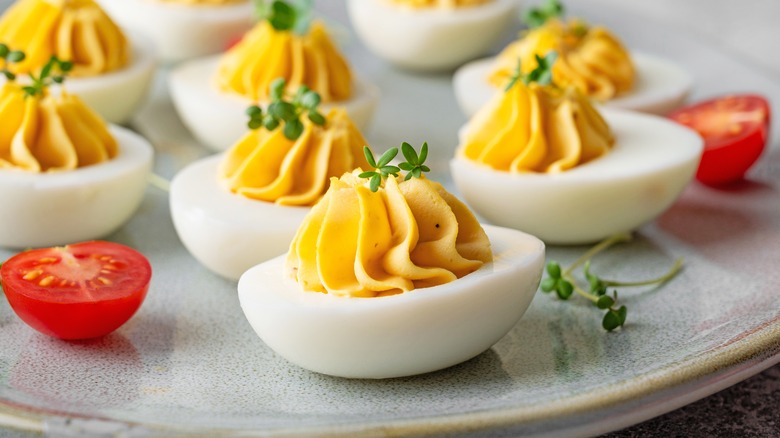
346,0 -> 520,72
453,16 -> 691,116
0,0 -> 156,124
239,156 -> 545,379
169,4 -> 379,152
97,0 -> 253,64
450,58 -> 702,245
0,64 -> 153,248
170,84 -> 371,281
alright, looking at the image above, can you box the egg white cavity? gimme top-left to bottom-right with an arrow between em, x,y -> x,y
64,32 -> 157,124
346,0 -> 520,72
96,0 -> 253,64
238,225 -> 545,379
0,32 -> 157,125
168,56 -> 380,151
450,109 -> 703,245
0,126 -> 153,249
170,154 -> 311,281
453,51 -> 693,117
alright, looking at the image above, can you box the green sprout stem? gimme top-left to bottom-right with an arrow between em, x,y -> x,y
563,231 -> 632,276
22,55 -> 73,98
541,232 -> 684,332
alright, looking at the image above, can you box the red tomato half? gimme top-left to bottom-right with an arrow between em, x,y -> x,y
1,241 -> 151,340
668,94 -> 771,186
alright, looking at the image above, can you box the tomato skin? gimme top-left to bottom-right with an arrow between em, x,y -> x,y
668,94 -> 771,186
1,241 -> 151,340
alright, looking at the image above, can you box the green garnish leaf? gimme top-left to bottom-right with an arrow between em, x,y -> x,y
0,44 -> 26,82
523,0 -> 564,28
360,141 -> 431,192
301,90 -> 320,109
245,77 -> 325,139
307,110 -> 326,125
363,146 -> 377,168
376,148 -> 398,168
505,51 -> 558,92
21,55 -> 73,98
283,118 -> 303,140
540,232 -> 683,332
253,0 -> 314,35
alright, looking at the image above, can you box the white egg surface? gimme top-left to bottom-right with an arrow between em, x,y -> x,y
346,0 -> 520,72
0,33 -> 157,125
170,154 -> 311,281
454,52 -> 692,117
168,56 -> 380,152
97,0 -> 254,64
238,225 -> 545,379
0,126 -> 153,249
64,33 -> 157,124
450,109 -> 703,245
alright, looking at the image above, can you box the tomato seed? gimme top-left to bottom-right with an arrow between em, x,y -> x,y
97,277 -> 113,285
22,270 -> 42,281
39,276 -> 55,287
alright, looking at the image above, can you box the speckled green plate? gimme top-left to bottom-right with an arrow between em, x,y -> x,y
1,2 -> 780,437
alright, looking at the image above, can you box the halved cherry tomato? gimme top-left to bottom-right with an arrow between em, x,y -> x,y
668,94 -> 771,186
1,241 -> 151,340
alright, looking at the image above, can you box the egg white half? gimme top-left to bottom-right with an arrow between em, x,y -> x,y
0,33 -> 157,124
0,126 -> 153,248
169,154 -> 311,281
238,224 -> 545,379
168,55 -> 381,152
96,0 -> 254,64
450,108 -> 703,245
453,51 -> 693,117
346,0 -> 520,72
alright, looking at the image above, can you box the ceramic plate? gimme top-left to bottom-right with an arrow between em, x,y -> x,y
1,1 -> 779,437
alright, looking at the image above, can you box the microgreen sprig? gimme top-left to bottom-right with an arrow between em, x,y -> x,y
21,55 -> 73,98
505,51 -> 558,92
245,77 -> 326,140
359,142 -> 431,192
360,147 -> 400,193
0,43 -> 25,81
523,0 -> 564,28
253,0 -> 313,34
540,232 -> 684,331
398,141 -> 430,180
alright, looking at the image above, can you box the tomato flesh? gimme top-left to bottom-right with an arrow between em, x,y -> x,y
1,241 -> 151,340
669,94 -> 771,186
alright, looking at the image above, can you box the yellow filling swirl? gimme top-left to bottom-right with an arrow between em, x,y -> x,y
459,81 -> 614,173
219,108 -> 369,206
287,171 -> 492,297
389,0 -> 492,8
216,20 -> 352,103
0,0 -> 129,77
0,82 -> 118,172
490,19 -> 634,101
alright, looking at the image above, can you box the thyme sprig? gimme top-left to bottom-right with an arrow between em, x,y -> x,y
21,55 -> 73,98
0,43 -> 25,81
505,51 -> 558,92
523,0 -> 564,28
253,0 -> 313,34
359,142 -> 431,192
540,232 -> 684,331
245,77 -> 326,140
